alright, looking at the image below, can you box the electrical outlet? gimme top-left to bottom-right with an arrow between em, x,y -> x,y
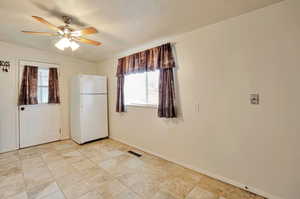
250,94 -> 259,105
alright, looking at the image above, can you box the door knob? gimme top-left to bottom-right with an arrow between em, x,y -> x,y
20,107 -> 25,111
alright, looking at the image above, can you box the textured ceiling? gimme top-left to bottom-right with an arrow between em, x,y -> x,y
0,0 -> 283,62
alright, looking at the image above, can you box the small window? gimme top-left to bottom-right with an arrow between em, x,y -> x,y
124,70 -> 159,106
37,68 -> 49,104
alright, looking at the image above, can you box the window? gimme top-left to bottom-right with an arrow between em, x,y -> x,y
124,70 -> 159,106
37,68 -> 49,104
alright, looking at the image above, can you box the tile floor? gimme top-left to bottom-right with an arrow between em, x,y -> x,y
0,139 -> 265,199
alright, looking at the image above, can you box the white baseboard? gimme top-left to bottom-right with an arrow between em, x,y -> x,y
110,136 -> 283,199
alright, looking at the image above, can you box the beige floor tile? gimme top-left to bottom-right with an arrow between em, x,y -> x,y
98,154 -> 131,174
78,190 -> 103,199
53,143 -> 76,151
118,171 -> 163,188
98,154 -> 145,177
152,191 -> 178,199
55,171 -> 85,189
112,190 -> 140,199
41,152 -> 64,165
0,173 -> 24,187
23,167 -> 53,189
26,181 -> 60,199
19,148 -> 41,161
185,186 -> 218,199
197,176 -> 234,196
61,180 -> 93,199
85,172 -> 114,189
130,179 -> 160,198
0,161 -> 21,174
0,151 -> 19,159
21,157 -> 46,172
0,152 -> 20,166
71,159 -> 96,171
104,149 -> 125,158
159,176 -> 197,199
80,167 -> 108,179
0,165 -> 22,180
97,179 -> 128,198
61,151 -> 85,164
41,191 -> 65,199
0,181 -> 25,198
88,152 -> 114,164
48,164 -> 77,178
6,191 -> 28,199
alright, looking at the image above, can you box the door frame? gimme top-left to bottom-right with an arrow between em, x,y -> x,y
17,59 -> 62,149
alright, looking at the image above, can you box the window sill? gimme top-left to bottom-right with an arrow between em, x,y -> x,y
126,104 -> 158,109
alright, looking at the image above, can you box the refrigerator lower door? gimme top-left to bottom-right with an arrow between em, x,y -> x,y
80,94 -> 108,143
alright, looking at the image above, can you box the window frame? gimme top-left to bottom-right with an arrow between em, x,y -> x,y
125,70 -> 159,108
19,60 -> 60,106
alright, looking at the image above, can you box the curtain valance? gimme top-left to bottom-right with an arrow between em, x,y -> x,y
116,43 -> 175,77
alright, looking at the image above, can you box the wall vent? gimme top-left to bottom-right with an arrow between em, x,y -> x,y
128,150 -> 142,157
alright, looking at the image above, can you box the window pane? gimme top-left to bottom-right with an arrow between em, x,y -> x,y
124,73 -> 146,105
38,87 -> 42,104
37,68 -> 49,104
37,87 -> 48,104
41,87 -> 48,104
38,69 -> 49,86
147,70 -> 159,105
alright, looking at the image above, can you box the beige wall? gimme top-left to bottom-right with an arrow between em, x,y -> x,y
97,1 -> 300,199
0,41 -> 98,153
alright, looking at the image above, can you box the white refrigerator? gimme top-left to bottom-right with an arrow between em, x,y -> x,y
70,75 -> 108,144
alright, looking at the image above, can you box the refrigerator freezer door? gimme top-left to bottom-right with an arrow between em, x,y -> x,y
80,75 -> 107,94
80,94 -> 108,143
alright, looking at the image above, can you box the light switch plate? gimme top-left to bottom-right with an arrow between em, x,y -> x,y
250,94 -> 259,105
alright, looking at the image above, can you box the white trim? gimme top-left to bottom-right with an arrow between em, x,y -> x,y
19,60 -> 59,69
126,104 -> 158,109
110,136 -> 284,199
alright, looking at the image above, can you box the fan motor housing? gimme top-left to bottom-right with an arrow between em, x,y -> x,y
62,16 -> 72,25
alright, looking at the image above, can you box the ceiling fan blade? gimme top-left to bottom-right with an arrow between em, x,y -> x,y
32,16 -> 61,32
71,27 -> 98,36
73,37 -> 102,46
21,31 -> 58,36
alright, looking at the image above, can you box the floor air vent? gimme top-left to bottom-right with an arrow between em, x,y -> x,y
128,150 -> 142,157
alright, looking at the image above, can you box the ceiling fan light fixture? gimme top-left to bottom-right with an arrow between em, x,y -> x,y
55,37 -> 71,51
70,41 -> 80,51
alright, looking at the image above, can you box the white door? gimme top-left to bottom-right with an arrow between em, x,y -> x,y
19,105 -> 61,148
80,94 -> 108,143
19,62 -> 61,148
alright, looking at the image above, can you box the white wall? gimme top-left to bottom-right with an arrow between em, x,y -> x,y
0,41 -> 98,153
97,1 -> 300,199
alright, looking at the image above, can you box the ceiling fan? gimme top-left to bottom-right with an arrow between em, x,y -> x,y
22,16 -> 101,51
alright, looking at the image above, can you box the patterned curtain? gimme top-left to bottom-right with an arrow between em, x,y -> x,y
158,68 -> 176,118
48,68 -> 60,104
116,43 -> 176,118
116,76 -> 125,112
19,66 -> 38,105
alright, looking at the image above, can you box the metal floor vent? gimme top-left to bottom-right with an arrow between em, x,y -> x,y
128,150 -> 142,157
